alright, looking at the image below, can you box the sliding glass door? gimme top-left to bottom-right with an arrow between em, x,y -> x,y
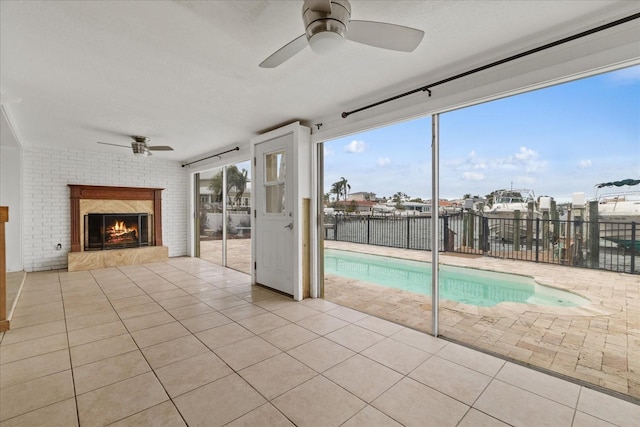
195,167 -> 224,267
194,161 -> 252,274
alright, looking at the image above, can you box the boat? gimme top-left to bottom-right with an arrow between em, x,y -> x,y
594,179 -> 640,251
484,189 -> 541,242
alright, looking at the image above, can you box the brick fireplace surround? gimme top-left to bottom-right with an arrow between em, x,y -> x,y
67,184 -> 168,271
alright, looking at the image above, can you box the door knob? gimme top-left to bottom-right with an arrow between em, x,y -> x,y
284,223 -> 293,229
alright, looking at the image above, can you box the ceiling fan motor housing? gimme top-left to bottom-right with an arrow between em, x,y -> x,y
303,0 -> 351,54
131,141 -> 149,156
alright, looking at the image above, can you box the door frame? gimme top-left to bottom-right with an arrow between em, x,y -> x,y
251,122 -> 311,301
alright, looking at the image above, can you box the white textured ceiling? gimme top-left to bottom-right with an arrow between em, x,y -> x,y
1,1 -> 638,161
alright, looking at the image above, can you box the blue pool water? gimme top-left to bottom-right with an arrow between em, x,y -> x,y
324,249 -> 590,307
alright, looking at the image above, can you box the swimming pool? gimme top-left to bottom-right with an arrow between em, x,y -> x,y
324,249 -> 590,307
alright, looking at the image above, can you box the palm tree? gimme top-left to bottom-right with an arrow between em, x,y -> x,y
209,166 -> 249,209
330,181 -> 342,203
337,177 -> 350,201
392,192 -> 408,203
209,171 -> 224,204
230,168 -> 248,208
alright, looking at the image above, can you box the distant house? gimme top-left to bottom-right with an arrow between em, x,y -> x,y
390,199 -> 463,216
334,200 -> 377,214
401,201 -> 431,216
347,192 -> 377,201
199,178 -> 251,210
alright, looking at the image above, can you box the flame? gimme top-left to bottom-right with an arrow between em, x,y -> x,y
106,219 -> 138,242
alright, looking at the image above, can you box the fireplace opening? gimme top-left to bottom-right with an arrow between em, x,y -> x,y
84,213 -> 152,251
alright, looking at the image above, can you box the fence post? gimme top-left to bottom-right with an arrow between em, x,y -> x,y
443,216 -> 449,252
588,200 -> 599,269
514,210 -> 521,251
462,212 -> 468,247
542,211 -> 549,251
367,216 -> 370,245
406,217 -> 410,249
526,201 -> 534,251
566,209 -> 573,265
536,218 -> 540,262
479,214 -> 484,252
631,222 -> 636,273
469,214 -> 476,250
482,216 -> 489,253
551,200 -> 558,247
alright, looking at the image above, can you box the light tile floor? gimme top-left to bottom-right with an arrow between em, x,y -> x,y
1,257 -> 638,426
200,239 -> 640,399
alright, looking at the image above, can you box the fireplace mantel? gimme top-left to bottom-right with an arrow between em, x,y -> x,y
68,184 -> 163,252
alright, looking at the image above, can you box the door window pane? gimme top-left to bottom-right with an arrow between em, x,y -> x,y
265,151 -> 285,182
265,184 -> 285,213
265,151 -> 286,214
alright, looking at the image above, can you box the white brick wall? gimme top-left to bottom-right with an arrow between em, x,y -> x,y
23,146 -> 188,271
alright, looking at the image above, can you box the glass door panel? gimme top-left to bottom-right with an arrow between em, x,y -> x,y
196,167 -> 224,266
226,160 -> 252,274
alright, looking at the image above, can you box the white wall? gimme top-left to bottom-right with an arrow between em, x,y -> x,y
0,109 -> 23,272
0,145 -> 22,272
22,146 -> 188,271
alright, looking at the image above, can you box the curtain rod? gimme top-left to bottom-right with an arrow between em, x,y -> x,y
341,12 -> 640,119
181,146 -> 240,167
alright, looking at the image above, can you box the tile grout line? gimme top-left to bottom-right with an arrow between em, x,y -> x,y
101,262 -> 295,425
99,264 -> 192,426
141,263 -> 299,426
58,271 -> 82,427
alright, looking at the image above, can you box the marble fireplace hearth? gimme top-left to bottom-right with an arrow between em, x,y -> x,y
67,185 -> 168,271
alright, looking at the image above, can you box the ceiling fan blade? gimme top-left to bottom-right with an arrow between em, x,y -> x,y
148,146 -> 174,151
348,20 -> 424,52
97,141 -> 130,148
305,0 -> 332,13
259,34 -> 308,68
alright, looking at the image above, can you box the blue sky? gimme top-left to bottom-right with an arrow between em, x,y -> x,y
324,65 -> 640,203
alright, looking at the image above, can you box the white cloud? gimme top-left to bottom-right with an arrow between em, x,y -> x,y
377,157 -> 391,167
514,146 -> 535,160
494,146 -> 547,173
324,144 -> 335,156
462,172 -> 484,181
343,140 -> 366,153
578,159 -> 592,169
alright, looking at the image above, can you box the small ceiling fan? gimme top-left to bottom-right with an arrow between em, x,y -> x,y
259,0 -> 424,68
97,136 -> 174,157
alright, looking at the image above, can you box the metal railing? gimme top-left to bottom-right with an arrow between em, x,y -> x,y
324,213 -> 638,274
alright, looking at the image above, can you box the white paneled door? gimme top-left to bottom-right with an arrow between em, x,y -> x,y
254,133 -> 295,295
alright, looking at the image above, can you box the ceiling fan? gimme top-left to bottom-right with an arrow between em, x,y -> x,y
259,0 -> 424,68
97,136 -> 174,157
